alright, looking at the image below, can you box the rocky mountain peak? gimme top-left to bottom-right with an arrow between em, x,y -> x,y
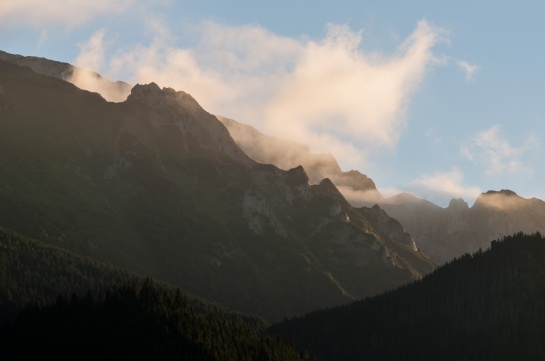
312,178 -> 350,207
319,178 -> 341,194
447,198 -> 469,211
127,83 -> 205,117
334,169 -> 377,192
473,189 -> 524,210
484,189 -> 519,197
286,165 -> 310,186
125,83 -> 254,166
128,82 -> 162,98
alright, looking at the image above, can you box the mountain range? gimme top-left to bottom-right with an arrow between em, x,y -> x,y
220,117 -> 545,264
0,52 -> 434,321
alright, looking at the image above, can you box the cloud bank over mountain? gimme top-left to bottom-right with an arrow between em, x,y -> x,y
5,1 -> 540,206
70,19 -> 444,172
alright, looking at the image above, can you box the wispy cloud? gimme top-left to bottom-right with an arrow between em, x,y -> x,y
457,59 -> 479,81
0,0 -> 136,28
64,29 -> 132,102
461,125 -> 538,177
79,19 -> 445,171
74,29 -> 107,71
409,168 -> 481,201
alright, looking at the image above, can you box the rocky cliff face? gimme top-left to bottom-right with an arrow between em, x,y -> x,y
0,58 -> 434,321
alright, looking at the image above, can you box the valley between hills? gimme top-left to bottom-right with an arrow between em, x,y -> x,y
1,51 -> 545,360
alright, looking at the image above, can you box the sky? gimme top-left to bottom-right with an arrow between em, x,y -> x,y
1,0 -> 544,207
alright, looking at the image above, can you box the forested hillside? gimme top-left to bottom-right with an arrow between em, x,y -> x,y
271,233 -> 545,361
0,228 -> 310,359
0,227 -> 263,329
1,279 -> 312,360
0,227 -> 142,319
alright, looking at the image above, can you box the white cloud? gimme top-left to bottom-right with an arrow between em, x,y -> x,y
64,29 -> 132,102
80,19 -> 444,171
457,59 -> 479,81
461,125 -> 538,177
410,168 -> 481,201
0,0 -> 136,28
74,29 -> 107,71
264,21 -> 442,159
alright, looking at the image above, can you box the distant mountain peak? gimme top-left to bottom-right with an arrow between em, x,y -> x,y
313,178 -> 350,207
127,83 -> 198,109
447,198 -> 469,211
286,165 -> 310,186
483,189 -> 519,197
318,178 -> 342,195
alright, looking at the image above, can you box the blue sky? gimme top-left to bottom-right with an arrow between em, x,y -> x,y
1,1 -> 544,206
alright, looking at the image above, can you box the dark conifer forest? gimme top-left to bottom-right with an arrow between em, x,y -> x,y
0,227 -> 142,320
0,227 -> 312,360
270,233 -> 545,361
1,279 -> 311,361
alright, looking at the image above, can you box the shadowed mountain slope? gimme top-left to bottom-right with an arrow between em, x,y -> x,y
0,59 -> 434,321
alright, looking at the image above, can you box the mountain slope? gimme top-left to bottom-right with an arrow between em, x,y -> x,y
271,232 -> 545,361
0,58 -> 434,321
